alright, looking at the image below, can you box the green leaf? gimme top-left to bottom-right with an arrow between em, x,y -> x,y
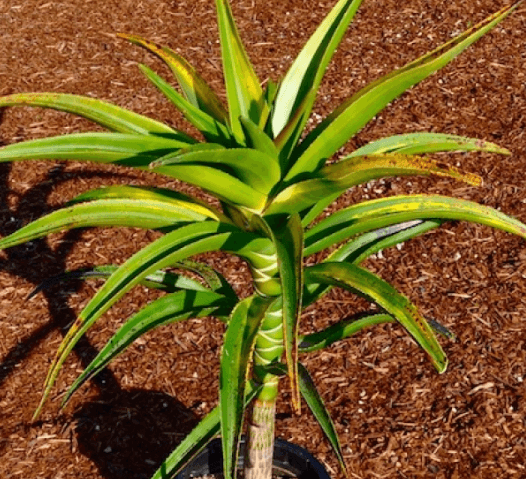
304,194 -> 526,255
0,198 -> 219,251
349,132 -> 510,157
151,158 -> 268,211
152,147 -> 280,195
0,132 -> 187,168
299,313 -> 394,353
0,92 -> 194,142
119,33 -> 228,123
174,259 -> 238,300
215,0 -> 267,137
329,220 -> 441,266
256,360 -> 347,474
34,222 -> 269,419
66,185 -> 227,222
300,192 -> 340,227
286,3 -> 520,180
305,262 -> 447,372
303,220 -> 442,306
269,213 -> 304,412
150,381 -> 262,479
220,295 -> 272,479
271,0 -> 363,139
62,290 -> 234,405
28,265 -> 212,300
240,116 -> 279,158
297,363 -> 347,474
139,64 -> 233,144
271,0 -> 363,166
268,154 -> 481,216
298,309 -> 454,352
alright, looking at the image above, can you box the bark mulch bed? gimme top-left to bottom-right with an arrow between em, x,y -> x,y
1,1 -> 525,478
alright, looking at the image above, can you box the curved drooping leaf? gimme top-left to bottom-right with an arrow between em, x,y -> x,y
62,289 -> 234,405
174,258 -> 238,300
349,132 -> 510,157
0,92 -> 195,141
286,3 -> 520,179
299,313 -> 394,353
0,198 -> 216,251
267,154 -> 481,216
220,295 -> 272,479
262,361 -> 346,474
297,311 -> 454,353
152,147 -> 281,195
139,64 -> 233,145
0,132 -> 188,168
119,33 -> 228,123
305,262 -> 447,373
28,264 -> 211,300
271,0 -> 363,161
297,362 -> 347,474
34,222 -> 270,419
304,194 -> 526,255
303,220 -> 443,306
215,0 -> 267,136
329,220 -> 442,266
150,381 -> 263,479
66,185 -> 227,222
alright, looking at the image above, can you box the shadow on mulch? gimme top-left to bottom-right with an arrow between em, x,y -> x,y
0,162 -> 199,479
72,388 -> 198,479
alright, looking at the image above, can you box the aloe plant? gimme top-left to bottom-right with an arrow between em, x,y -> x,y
0,1 -> 524,478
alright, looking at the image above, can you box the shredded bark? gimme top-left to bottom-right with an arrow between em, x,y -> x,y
1,1 -> 525,478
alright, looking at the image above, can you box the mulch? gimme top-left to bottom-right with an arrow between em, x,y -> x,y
1,1 -> 525,478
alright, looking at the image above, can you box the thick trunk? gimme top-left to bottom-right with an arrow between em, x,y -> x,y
244,399 -> 276,479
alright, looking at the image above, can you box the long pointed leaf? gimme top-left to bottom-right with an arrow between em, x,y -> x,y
29,265 -> 211,300
152,147 -> 280,195
34,222 -> 270,418
286,3 -> 520,180
139,64 -> 233,144
220,295 -> 272,479
299,313 -> 394,353
268,153 -> 481,216
304,221 -> 442,307
119,33 -> 228,123
0,92 -> 194,141
271,0 -> 363,143
305,262 -> 447,372
304,194 -> 526,255
151,161 -> 268,211
297,362 -> 346,474
0,199 -> 217,251
66,185 -> 227,222
63,290 -> 234,405
0,132 -> 187,168
215,0 -> 267,136
269,214 -> 304,412
349,132 -> 510,157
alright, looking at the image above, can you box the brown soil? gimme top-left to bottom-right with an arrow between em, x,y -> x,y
1,1 -> 526,478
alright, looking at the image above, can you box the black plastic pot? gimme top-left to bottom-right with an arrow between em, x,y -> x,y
175,437 -> 331,479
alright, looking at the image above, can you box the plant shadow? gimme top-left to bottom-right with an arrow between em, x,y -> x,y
73,388 -> 198,479
0,160 -> 199,478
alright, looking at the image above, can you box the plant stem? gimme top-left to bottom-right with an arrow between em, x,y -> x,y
244,394 -> 277,479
